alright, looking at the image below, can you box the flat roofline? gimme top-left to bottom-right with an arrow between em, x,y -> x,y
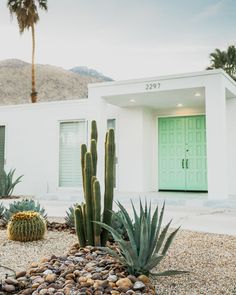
0,98 -> 88,111
88,69 -> 236,89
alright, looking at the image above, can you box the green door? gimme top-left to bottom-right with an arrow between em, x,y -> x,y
0,126 -> 5,170
158,116 -> 207,191
185,116 -> 207,191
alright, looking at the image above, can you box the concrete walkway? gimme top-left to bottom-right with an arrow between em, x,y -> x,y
2,191 -> 236,235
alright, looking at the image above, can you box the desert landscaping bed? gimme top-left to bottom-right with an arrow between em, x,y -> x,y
0,229 -> 235,294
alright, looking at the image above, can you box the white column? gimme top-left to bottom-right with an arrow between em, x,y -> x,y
205,75 -> 228,199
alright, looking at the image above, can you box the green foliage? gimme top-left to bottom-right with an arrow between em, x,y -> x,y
65,205 -> 76,227
7,211 -> 46,242
74,120 -> 115,247
97,201 -> 188,277
0,168 -> 23,198
207,45 -> 236,81
0,203 -> 5,218
108,210 -> 128,241
3,198 -> 47,222
7,0 -> 48,33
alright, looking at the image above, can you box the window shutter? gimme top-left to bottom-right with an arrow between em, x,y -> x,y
59,121 -> 86,187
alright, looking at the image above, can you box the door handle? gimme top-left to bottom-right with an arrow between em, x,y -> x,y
182,159 -> 185,169
186,159 -> 189,169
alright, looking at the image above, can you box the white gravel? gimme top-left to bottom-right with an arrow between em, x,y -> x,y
0,229 -> 235,294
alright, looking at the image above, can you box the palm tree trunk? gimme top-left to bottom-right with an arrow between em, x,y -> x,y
31,23 -> 37,103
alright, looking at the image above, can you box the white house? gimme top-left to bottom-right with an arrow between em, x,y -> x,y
0,69 -> 236,200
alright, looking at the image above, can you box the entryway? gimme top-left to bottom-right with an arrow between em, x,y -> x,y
158,115 -> 207,191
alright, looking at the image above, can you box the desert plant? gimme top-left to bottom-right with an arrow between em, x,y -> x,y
108,210 -> 128,241
7,211 -> 46,242
97,201 -> 188,277
74,120 -> 115,247
65,204 -> 77,227
0,168 -> 23,198
3,198 -> 47,222
7,0 -> 48,103
0,203 -> 5,218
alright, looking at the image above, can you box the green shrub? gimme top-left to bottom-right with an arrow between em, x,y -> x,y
97,201 -> 188,277
7,211 -> 46,242
3,199 -> 47,222
0,168 -> 23,198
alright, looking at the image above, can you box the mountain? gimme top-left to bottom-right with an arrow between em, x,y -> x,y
0,59 -> 111,105
70,66 -> 113,82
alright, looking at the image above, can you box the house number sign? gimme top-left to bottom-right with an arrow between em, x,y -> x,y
145,82 -> 161,90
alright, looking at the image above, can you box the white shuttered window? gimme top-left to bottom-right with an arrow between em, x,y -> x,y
59,121 -> 86,187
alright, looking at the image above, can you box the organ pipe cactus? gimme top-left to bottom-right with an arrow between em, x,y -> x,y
101,129 -> 115,246
7,211 -> 46,242
74,120 -> 115,247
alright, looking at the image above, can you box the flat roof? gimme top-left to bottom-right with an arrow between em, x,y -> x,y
88,69 -> 236,89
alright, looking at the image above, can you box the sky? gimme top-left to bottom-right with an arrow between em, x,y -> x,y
0,0 -> 235,80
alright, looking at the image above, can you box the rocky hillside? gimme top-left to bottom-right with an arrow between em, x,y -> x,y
70,66 -> 113,81
0,59 -> 111,105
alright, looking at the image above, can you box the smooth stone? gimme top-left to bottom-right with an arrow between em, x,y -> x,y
91,273 -> 102,280
31,262 -> 38,268
127,275 -> 137,283
133,281 -> 146,290
116,278 -> 133,288
3,284 -> 16,292
39,289 -> 48,295
20,289 -> 33,295
45,273 -> 57,283
16,271 -> 27,278
32,277 -> 45,284
43,269 -> 53,275
5,278 -> 18,285
107,274 -> 118,282
137,274 -> 150,284
117,286 -> 130,292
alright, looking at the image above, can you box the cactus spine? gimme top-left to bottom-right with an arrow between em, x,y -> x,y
7,211 -> 46,242
74,120 -> 115,247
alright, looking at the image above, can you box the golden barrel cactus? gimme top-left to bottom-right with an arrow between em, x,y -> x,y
7,211 -> 46,242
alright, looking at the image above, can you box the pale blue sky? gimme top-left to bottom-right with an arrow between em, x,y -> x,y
0,0 -> 235,79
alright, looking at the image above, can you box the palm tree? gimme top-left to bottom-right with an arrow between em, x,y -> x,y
7,0 -> 48,103
207,45 -> 236,81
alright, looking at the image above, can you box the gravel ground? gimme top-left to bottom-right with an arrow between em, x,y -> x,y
0,229 -> 235,294
153,230 -> 236,295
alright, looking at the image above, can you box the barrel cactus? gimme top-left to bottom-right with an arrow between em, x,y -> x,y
7,211 -> 46,242
74,120 -> 115,247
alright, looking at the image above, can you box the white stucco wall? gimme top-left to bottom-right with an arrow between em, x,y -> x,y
0,100 -> 90,196
226,97 -> 236,196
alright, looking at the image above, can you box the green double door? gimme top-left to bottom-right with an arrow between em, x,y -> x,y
158,116 -> 207,191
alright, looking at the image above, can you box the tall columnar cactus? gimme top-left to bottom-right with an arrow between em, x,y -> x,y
7,211 -> 46,242
101,128 -> 115,246
74,120 -> 115,247
84,152 -> 94,245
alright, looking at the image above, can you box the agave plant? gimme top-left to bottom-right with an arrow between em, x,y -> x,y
65,204 -> 77,228
3,199 -> 47,222
0,202 -> 5,218
96,200 -> 188,277
0,169 -> 23,198
108,210 -> 128,241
